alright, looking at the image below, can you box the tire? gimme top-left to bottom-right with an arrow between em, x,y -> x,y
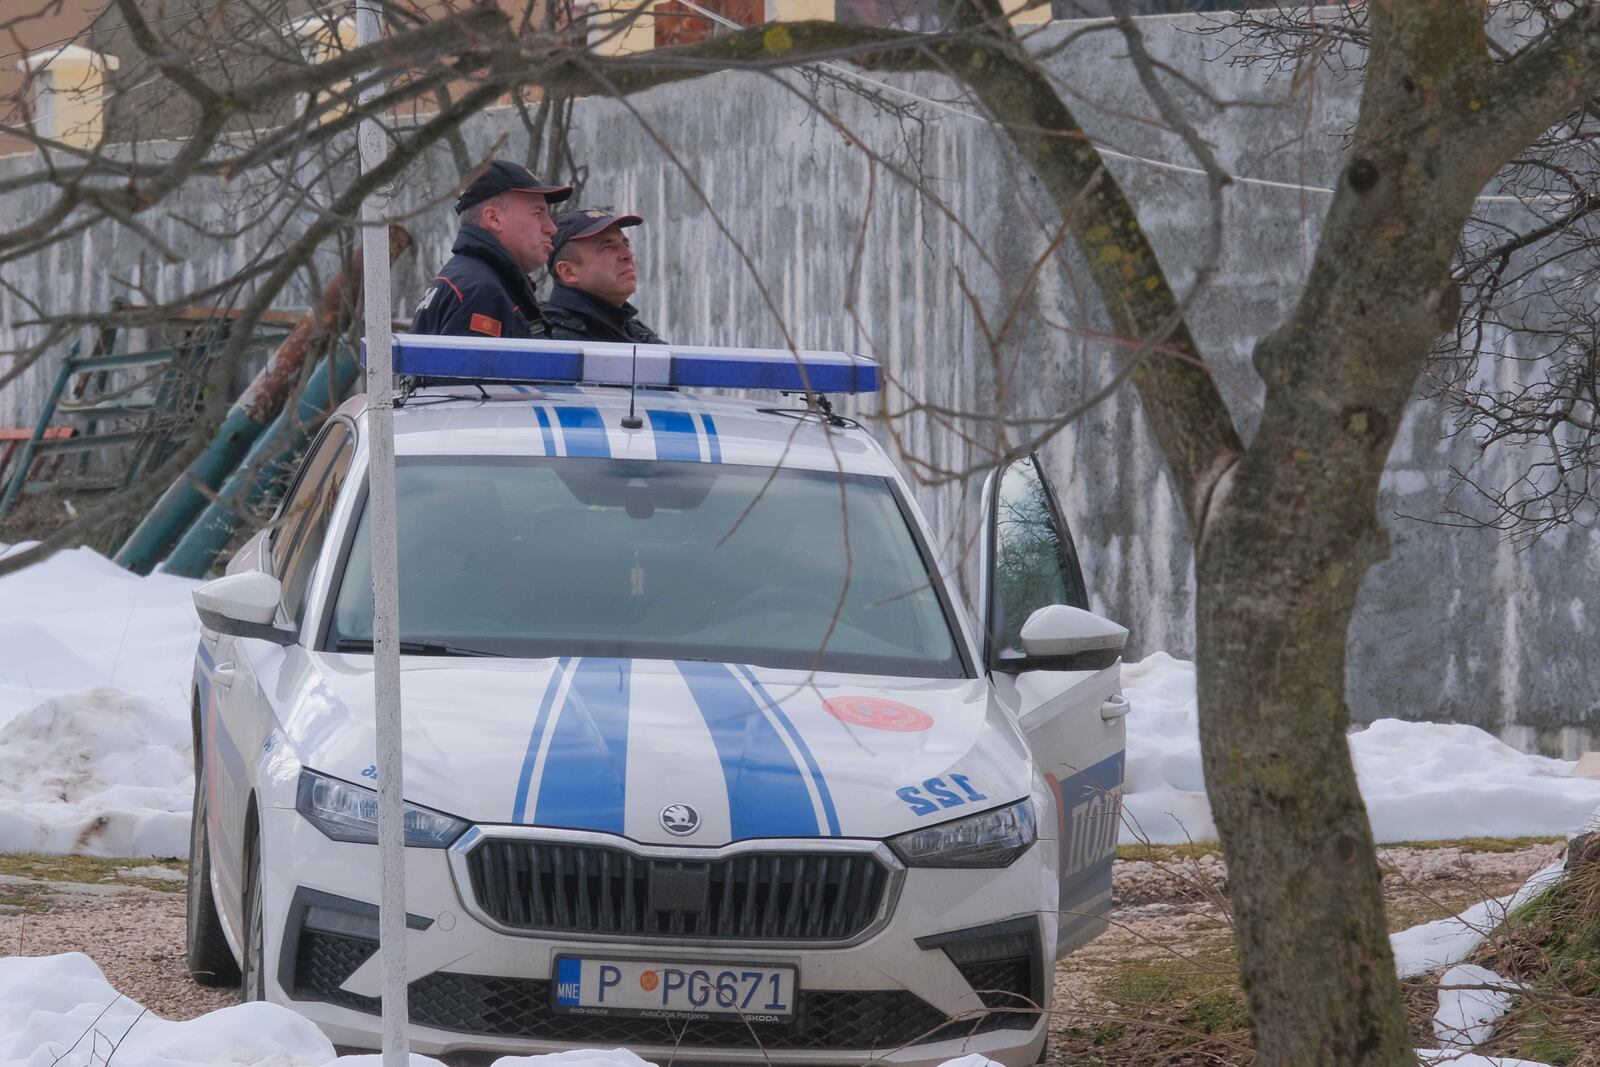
186,741 -> 240,987
240,826 -> 267,1002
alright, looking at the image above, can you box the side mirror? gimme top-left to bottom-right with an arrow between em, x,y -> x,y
1019,604 -> 1129,658
193,572 -> 298,646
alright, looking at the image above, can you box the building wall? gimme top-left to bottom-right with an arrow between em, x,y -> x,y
1,11 -> 1595,751
0,0 -> 114,157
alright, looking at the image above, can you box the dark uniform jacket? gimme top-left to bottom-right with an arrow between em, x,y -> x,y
543,283 -> 665,345
411,225 -> 549,338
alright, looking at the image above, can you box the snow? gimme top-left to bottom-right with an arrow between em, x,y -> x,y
1391,861 -> 1563,978
0,544 -> 201,730
0,544 -> 201,857
1121,653 -> 1600,845
1432,964 -> 1521,1050
1417,1053 -> 1554,1067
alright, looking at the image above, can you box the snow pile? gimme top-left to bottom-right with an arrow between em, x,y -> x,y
1120,654 -> 1217,844
1391,862 -> 1563,978
1432,964 -> 1522,1050
0,688 -> 192,855
1121,655 -> 1600,845
0,544 -> 200,728
0,544 -> 201,857
0,952 -> 334,1067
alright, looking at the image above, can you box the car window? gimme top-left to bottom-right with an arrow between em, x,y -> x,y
989,453 -> 1089,662
277,422 -> 354,622
271,421 -> 352,575
327,457 -> 967,678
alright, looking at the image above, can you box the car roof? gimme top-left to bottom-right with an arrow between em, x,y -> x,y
340,385 -> 898,477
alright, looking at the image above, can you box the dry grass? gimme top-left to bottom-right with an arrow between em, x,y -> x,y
0,853 -> 186,894
1055,837 -> 1565,1066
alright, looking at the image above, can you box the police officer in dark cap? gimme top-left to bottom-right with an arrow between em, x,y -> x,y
542,209 -> 666,344
411,160 -> 572,338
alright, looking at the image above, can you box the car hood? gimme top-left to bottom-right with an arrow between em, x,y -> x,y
280,654 -> 1031,845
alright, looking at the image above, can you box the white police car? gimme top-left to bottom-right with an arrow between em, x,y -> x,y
185,337 -> 1130,1064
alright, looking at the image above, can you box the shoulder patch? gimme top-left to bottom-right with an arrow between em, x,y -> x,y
470,313 -> 503,337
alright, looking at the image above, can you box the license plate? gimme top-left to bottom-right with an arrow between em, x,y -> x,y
552,956 -> 797,1021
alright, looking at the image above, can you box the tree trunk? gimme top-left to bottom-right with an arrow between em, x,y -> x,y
1192,6 -> 1507,1060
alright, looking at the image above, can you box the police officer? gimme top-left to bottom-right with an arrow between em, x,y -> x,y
411,160 -> 573,338
543,209 -> 666,344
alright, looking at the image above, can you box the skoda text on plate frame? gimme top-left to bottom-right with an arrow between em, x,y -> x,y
186,339 -> 1130,1064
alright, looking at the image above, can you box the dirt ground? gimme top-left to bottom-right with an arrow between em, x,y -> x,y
0,841 -> 1565,1063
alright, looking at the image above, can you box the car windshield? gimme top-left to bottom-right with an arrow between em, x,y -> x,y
326,457 -> 966,677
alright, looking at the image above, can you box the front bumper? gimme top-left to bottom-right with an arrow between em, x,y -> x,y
259,809 -> 1055,1065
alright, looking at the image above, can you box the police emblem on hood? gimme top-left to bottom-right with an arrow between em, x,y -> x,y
659,803 -> 700,836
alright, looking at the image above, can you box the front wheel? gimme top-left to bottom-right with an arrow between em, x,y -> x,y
186,740 -> 240,987
239,826 -> 266,1002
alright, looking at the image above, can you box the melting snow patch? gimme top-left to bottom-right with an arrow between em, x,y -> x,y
1432,963 -> 1521,1050
116,865 -> 186,882
1418,1052 -> 1555,1067
1392,862 -> 1563,978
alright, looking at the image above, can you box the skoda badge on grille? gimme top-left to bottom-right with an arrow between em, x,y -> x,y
660,803 -> 700,836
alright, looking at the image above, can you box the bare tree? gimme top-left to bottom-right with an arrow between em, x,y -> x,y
4,2 -> 1600,1065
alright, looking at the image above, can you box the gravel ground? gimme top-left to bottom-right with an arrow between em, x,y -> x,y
0,874 -> 236,1020
0,842 -> 1566,1056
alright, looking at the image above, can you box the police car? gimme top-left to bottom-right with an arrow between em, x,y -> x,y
185,336 -> 1130,1064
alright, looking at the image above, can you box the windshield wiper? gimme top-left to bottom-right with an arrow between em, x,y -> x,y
333,637 -> 505,658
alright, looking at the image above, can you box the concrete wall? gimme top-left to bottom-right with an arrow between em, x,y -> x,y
3,12 -> 1597,751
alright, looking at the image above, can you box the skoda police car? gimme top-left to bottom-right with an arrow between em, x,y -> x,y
186,336 -> 1130,1063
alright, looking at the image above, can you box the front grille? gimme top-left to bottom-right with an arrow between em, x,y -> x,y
293,932 -> 1030,1048
292,929 -> 380,1011
370,971 -> 952,1049
465,839 -> 889,941
954,957 -> 1038,1031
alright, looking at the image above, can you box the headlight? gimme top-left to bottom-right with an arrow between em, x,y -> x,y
295,769 -> 470,848
888,799 -> 1036,869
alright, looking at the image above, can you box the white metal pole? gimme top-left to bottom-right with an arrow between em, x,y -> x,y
354,2 -> 408,1064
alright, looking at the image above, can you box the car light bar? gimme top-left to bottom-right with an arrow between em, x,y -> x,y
360,334 -> 880,394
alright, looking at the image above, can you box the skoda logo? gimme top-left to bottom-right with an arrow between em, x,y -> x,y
660,803 -> 700,836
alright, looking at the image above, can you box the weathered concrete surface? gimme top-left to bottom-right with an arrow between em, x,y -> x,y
2,13 -> 1596,750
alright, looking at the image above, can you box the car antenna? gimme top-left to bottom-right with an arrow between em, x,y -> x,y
621,344 -> 643,429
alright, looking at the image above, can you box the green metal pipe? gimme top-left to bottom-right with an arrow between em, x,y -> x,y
0,350 -> 78,520
112,404 -> 271,574
158,348 -> 359,579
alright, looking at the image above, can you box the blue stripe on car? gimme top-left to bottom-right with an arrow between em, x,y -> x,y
554,406 -> 611,458
531,658 -> 631,833
676,661 -> 821,838
646,409 -> 701,462
532,405 -> 558,456
513,656 -> 572,823
735,664 -> 840,835
697,412 -> 721,463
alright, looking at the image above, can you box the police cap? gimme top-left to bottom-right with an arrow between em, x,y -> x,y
551,208 -> 645,260
455,160 -> 574,215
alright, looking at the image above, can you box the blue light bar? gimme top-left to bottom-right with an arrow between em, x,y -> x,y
360,334 -> 880,393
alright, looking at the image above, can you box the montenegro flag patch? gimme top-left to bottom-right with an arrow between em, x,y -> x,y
469,313 -> 503,337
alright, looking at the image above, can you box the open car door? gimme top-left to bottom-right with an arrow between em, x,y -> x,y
981,453 -> 1129,957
